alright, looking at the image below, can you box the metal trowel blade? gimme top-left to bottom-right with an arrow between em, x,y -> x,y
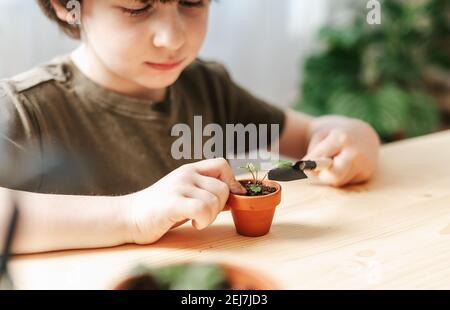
267,167 -> 308,182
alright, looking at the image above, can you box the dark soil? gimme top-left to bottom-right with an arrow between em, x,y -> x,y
239,180 -> 277,197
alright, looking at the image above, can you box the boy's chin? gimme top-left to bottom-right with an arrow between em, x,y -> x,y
136,73 -> 181,89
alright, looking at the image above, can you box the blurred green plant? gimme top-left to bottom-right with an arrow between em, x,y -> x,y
129,264 -> 229,290
295,0 -> 450,142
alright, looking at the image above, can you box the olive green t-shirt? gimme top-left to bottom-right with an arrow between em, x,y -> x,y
0,55 -> 285,195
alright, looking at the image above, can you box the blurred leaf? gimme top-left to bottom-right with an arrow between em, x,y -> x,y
319,25 -> 363,49
372,85 -> 410,137
295,0 -> 446,141
132,264 -> 228,290
272,160 -> 293,169
405,91 -> 441,137
168,264 -> 227,290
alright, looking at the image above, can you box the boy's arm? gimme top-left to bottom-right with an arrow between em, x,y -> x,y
277,109 -> 314,159
0,158 -> 246,254
0,186 -> 132,254
278,109 -> 380,187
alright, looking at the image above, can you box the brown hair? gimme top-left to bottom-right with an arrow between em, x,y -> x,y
36,0 -> 206,40
36,0 -> 82,39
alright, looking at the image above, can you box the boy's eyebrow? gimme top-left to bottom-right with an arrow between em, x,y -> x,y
119,0 -> 212,6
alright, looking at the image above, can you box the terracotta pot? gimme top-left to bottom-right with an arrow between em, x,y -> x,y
226,180 -> 282,237
219,263 -> 277,290
113,263 -> 277,290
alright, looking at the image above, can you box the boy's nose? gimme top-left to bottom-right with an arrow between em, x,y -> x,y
152,7 -> 186,51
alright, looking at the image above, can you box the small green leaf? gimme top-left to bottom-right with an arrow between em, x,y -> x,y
272,160 -> 293,169
239,163 -> 257,174
132,264 -> 228,290
249,183 -> 262,194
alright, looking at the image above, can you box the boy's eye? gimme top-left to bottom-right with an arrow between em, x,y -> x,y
179,0 -> 205,8
120,0 -> 204,17
121,4 -> 154,17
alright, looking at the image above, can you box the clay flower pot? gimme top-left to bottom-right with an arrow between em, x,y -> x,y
226,179 -> 282,237
220,264 -> 277,290
113,263 -> 277,290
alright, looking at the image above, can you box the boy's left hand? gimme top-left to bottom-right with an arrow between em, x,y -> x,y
304,116 -> 380,187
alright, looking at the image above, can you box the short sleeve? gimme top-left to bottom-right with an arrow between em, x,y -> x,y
0,82 -> 42,191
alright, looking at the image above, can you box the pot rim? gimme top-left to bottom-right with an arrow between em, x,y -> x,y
230,179 -> 281,200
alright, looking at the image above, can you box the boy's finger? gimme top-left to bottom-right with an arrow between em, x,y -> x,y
194,174 -> 230,210
193,158 -> 247,195
306,130 -> 348,159
317,149 -> 354,187
171,220 -> 189,229
183,185 -> 222,218
306,130 -> 329,153
176,197 -> 215,230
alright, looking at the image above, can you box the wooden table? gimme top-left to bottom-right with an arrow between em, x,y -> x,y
9,130 -> 450,289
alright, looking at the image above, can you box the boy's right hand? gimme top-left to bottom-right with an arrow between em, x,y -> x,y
124,158 -> 246,245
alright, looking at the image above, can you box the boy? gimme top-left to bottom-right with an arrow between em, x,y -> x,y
0,0 -> 380,253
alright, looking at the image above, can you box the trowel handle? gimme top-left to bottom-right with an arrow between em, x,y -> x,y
297,158 -> 333,171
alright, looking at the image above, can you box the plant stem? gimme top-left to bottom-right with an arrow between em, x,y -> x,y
250,170 -> 256,184
261,172 -> 268,183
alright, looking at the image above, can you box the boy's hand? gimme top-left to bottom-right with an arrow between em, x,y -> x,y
305,116 -> 380,187
125,158 -> 246,245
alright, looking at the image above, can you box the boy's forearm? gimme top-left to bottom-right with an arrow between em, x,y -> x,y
278,109 -> 314,159
0,187 -> 132,254
278,111 -> 373,160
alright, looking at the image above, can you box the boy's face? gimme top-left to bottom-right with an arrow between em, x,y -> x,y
80,0 -> 209,91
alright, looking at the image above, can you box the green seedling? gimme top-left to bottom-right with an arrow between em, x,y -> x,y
239,160 -> 292,195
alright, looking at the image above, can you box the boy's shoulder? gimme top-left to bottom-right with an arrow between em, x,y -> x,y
0,55 -> 70,98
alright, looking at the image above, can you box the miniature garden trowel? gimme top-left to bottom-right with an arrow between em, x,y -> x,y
268,158 -> 333,182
